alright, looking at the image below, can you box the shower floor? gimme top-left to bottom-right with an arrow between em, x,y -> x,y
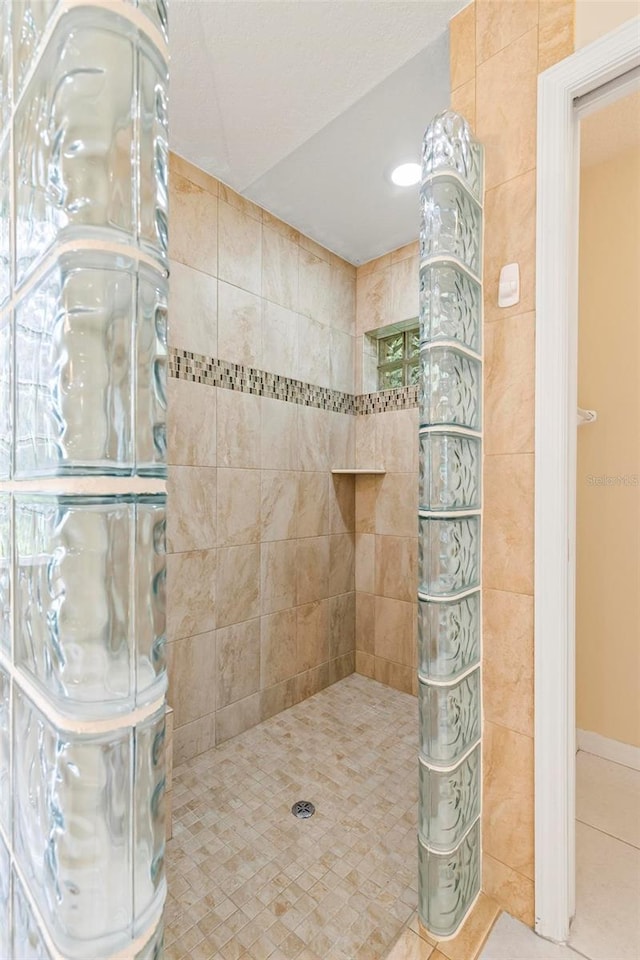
165,674 -> 418,960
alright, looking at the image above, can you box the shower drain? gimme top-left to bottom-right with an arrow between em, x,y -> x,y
291,800 -> 315,819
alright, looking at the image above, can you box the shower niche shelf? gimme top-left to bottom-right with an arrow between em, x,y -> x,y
331,468 -> 386,475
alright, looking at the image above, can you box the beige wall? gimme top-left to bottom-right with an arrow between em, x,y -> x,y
353,244 -> 420,696
577,145 -> 640,748
167,154 -> 357,765
449,0 -> 574,927
575,0 -> 640,48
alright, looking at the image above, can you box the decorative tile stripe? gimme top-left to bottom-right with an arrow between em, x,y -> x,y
168,348 -> 419,415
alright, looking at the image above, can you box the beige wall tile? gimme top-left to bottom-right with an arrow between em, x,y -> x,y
216,468 -> 261,547
167,377 -> 216,467
297,472 -> 329,537
476,28 -> 538,190
261,609 -> 298,687
261,539 -> 297,614
330,328 -> 355,394
169,153 -> 219,196
373,657 -> 414,695
374,595 -> 415,666
390,256 -> 419,324
261,397 -> 299,471
261,300 -> 298,379
297,599 -> 330,672
355,474 -> 382,534
298,231 -> 331,264
215,617 -> 260,708
331,251 -> 356,278
329,533 -> 355,597
375,472 -> 418,538
173,712 -> 216,765
261,676 -> 298,720
357,252 -> 392,278
475,0 -> 538,64
329,593 -> 356,659
262,209 -> 300,243
483,590 -> 533,738
356,415 -> 377,469
217,281 -> 262,368
298,314 -> 332,389
450,2 -> 476,88
356,267 -> 391,336
539,0 -> 574,73
484,312 -> 535,455
356,592 -> 375,654
390,240 -> 419,264
376,408 -> 418,473
433,893 -> 500,960
167,466 -> 216,552
331,267 -> 356,336
328,411 -> 355,468
262,226 -> 298,310
483,721 -> 534,880
217,200 -> 262,295
355,533 -> 375,594
167,630 -> 216,727
375,535 -> 417,603
331,651 -> 355,684
484,171 -> 536,323
483,454 -> 534,595
217,543 -> 261,627
355,650 -> 375,680
261,470 -> 297,542
482,853 -> 534,927
217,181 -> 262,221
297,405 -> 331,472
168,260 -> 217,357
299,248 -> 332,323
215,692 -> 262,745
451,80 -> 476,131
217,389 -> 261,468
170,173 -> 218,275
329,474 -> 355,535
296,536 -> 330,605
166,549 -> 216,642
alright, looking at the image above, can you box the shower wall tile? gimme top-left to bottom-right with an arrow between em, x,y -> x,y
215,617 -> 260,707
356,267 -> 391,336
374,596 -> 416,668
330,474 -> 355,534
483,171 -> 536,324
390,254 -> 420,324
482,721 -> 534,881
375,535 -> 418,603
216,389 -> 261,469
299,248 -> 332,323
296,599 -> 330,672
217,200 -> 262,295
355,592 -> 375,655
173,712 -> 216,766
217,181 -> 262,222
166,466 -> 217,552
331,268 -> 356,335
167,260 -> 218,356
260,539 -> 297,614
217,543 -> 261,627
261,471 -> 298,542
451,79 -> 476,130
483,454 -> 534,595
330,327 -> 355,394
355,534 -> 375,593
329,593 -> 356,659
167,378 -> 216,466
376,408 -> 419,473
166,631 -> 216,728
262,226 -> 298,311
260,609 -> 297,688
217,281 -> 262,368
375,472 -> 418,538
170,173 -> 218,275
260,396 -> 299,470
329,533 -> 355,597
216,468 -> 261,547
475,0 -> 538,63
484,313 -> 535,455
450,0 -> 476,88
482,854 -> 534,927
169,153 -> 219,197
296,536 -> 330,606
483,590 -> 533,738
538,0 -> 574,73
296,472 -> 330,537
261,301 -> 298,379
166,549 -> 216,642
215,692 -> 262,745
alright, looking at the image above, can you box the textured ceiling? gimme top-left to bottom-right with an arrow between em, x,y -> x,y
170,0 -> 465,262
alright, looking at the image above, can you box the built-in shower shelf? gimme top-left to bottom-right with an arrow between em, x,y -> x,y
331,468 -> 386,475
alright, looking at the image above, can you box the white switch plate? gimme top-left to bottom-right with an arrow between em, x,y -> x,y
498,262 -> 520,307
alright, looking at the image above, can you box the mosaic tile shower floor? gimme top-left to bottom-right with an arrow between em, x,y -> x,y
165,675 -> 418,960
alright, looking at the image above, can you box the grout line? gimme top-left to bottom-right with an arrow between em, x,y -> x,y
575,817 -> 640,853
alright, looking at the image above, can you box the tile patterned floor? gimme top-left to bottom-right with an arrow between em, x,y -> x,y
165,675 -> 419,960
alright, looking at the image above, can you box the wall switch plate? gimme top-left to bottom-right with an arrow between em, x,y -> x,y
498,262 -> 520,307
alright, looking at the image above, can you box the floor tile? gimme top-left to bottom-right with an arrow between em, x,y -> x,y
569,821 -> 640,960
480,913 -> 582,959
576,751 -> 640,849
167,675 -> 418,959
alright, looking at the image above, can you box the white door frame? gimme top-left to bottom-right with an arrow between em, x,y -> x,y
534,17 -> 640,944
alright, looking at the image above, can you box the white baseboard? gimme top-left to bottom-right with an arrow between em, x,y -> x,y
577,729 -> 640,772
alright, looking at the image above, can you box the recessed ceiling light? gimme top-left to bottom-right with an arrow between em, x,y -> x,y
390,162 -> 421,186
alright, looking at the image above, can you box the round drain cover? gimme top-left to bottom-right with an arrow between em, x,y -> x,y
291,800 -> 315,819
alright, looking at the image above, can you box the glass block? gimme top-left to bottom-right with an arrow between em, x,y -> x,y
409,329 -> 420,357
11,0 -> 59,98
419,516 -> 480,598
380,334 -> 404,363
421,110 -> 483,204
379,365 -> 404,390
419,432 -> 481,511
14,9 -> 135,282
419,177 -> 481,276
0,137 -> 10,307
408,361 -> 420,386
0,312 -> 10,477
13,688 -> 133,955
136,264 -> 168,476
419,346 -> 481,431
419,745 -> 480,851
15,253 -> 135,477
12,871 -> 53,960
0,834 -> 9,960
419,262 -> 482,354
139,42 -> 169,261
138,0 -> 169,44
418,592 -> 480,681
14,494 -> 166,715
0,666 -> 9,832
0,495 -> 9,654
419,669 -> 481,765
418,819 -> 481,938
134,708 -> 166,932
135,920 -> 165,960
0,3 -> 11,135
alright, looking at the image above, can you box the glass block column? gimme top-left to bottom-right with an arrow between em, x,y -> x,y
0,2 -> 169,957
417,111 -> 484,939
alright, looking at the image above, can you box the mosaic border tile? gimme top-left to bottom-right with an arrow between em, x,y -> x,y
168,348 -> 418,415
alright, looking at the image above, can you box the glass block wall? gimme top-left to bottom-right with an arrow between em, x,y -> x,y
0,1 -> 169,957
417,111 -> 484,938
